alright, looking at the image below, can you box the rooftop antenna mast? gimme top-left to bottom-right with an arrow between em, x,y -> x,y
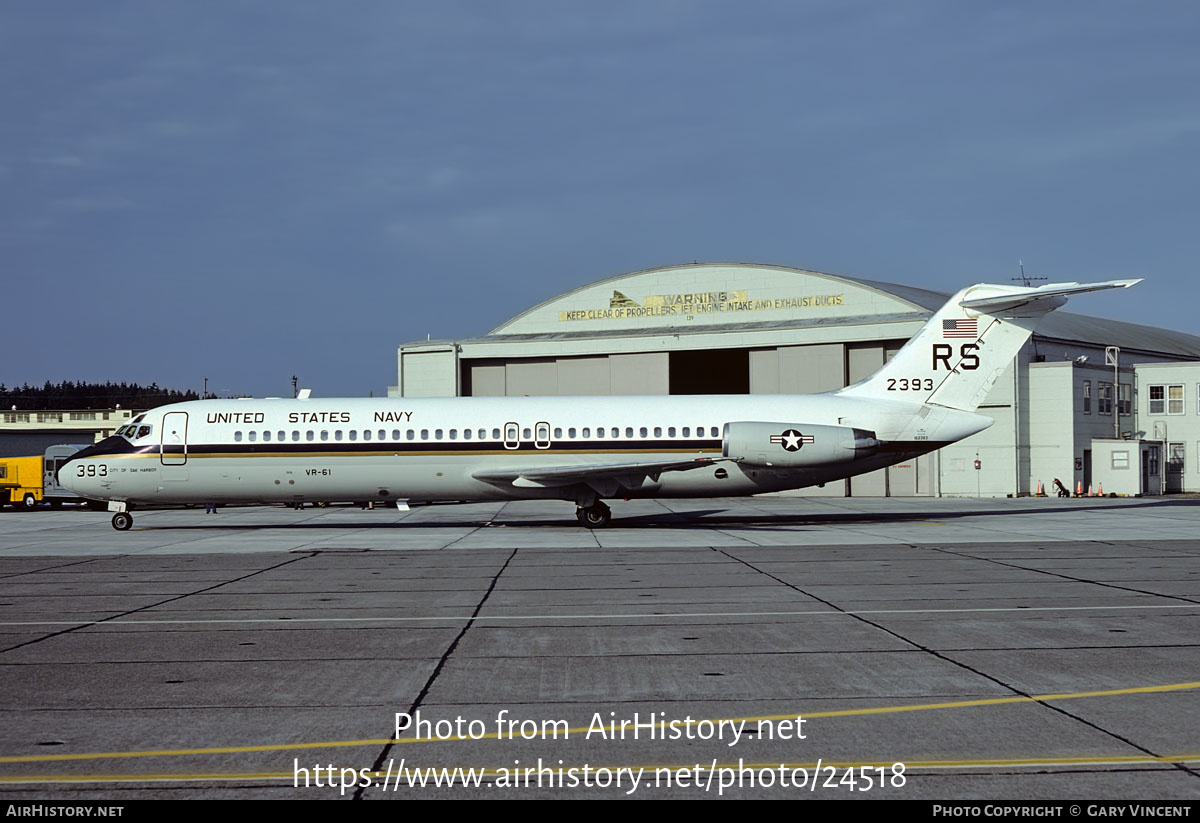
1012,260 -> 1047,288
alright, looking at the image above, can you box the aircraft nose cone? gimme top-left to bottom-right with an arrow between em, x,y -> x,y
57,457 -> 81,493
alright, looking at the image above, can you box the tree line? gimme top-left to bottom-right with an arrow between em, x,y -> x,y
0,381 -> 201,411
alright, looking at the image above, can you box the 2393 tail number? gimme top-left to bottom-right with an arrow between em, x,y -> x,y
887,378 -> 934,391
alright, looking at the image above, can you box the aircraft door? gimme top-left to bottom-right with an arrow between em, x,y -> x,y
504,422 -> 520,450
161,412 -> 189,466
535,422 -> 550,449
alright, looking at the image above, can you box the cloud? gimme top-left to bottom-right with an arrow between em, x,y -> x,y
49,195 -> 136,213
33,154 -> 85,168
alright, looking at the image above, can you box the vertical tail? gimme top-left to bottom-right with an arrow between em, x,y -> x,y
837,279 -> 1141,411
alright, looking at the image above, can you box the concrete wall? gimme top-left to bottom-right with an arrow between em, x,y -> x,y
1136,361 -> 1200,493
397,347 -> 459,398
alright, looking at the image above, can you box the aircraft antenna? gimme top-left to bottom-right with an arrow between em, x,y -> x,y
1012,260 -> 1047,288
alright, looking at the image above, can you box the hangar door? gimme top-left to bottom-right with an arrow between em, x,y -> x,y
669,349 -> 748,395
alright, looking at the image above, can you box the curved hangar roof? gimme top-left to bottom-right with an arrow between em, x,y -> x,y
485,263 -> 1200,358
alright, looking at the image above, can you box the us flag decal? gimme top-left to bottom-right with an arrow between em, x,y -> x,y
943,318 -> 978,339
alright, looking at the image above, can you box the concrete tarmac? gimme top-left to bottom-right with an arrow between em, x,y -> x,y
0,496 -> 1197,799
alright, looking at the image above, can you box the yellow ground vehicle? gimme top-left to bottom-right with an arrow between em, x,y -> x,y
1,445 -> 91,510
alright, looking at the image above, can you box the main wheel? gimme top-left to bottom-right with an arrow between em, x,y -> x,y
111,512 -> 133,531
576,502 -> 611,529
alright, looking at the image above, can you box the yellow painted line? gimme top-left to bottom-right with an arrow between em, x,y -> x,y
2,680 -> 1197,765
3,754 -> 1200,784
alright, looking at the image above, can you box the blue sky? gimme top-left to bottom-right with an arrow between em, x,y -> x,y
2,1 -> 1197,398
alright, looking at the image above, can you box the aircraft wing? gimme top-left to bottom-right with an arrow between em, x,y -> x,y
473,456 -> 735,494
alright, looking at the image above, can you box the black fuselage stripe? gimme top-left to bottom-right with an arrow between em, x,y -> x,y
97,439 -> 725,458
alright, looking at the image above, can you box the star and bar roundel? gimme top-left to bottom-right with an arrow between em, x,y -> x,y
770,429 -> 815,452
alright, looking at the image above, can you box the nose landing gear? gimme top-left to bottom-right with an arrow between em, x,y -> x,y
575,501 -> 611,529
111,512 -> 132,531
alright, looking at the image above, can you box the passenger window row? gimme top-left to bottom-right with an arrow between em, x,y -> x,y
229,426 -> 722,443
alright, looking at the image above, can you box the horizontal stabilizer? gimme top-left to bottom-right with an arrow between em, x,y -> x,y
959,279 -> 1142,313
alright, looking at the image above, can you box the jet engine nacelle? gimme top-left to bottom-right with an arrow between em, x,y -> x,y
722,422 -> 879,468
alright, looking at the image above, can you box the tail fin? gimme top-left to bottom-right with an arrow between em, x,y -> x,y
838,279 -> 1141,411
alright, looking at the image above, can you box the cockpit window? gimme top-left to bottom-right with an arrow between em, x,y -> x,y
137,425 -> 152,438
132,414 -> 146,424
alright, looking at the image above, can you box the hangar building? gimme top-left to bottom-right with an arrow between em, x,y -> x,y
388,263 -> 1200,497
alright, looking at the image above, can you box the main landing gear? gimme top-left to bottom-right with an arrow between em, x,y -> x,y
111,512 -> 132,531
575,501 -> 611,529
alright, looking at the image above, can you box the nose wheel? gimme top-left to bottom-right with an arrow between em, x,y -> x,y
576,501 -> 611,529
111,512 -> 133,531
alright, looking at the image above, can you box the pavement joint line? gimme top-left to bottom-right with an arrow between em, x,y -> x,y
4,754 -> 1200,785
2,680 -> 1196,765
356,546 -> 520,800
721,542 -> 1194,779
0,553 -> 321,656
0,603 -> 1196,628
928,545 -> 1200,606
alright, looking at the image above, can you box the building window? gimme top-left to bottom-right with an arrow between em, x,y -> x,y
1098,382 -> 1113,415
1149,385 -> 1165,414
1082,381 -> 1091,414
1169,442 -> 1185,474
1169,384 -> 1185,415
1111,450 -> 1129,469
1119,383 -> 1131,416
1148,445 -> 1160,475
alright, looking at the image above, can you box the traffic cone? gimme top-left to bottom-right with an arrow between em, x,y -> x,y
1036,480 -> 1044,496
1087,484 -> 1094,497
1076,480 -> 1083,496
1098,482 -> 1103,496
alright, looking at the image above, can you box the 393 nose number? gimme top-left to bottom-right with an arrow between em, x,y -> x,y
76,464 -> 108,477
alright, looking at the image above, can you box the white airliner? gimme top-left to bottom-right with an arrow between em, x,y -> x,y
61,279 -> 1139,531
